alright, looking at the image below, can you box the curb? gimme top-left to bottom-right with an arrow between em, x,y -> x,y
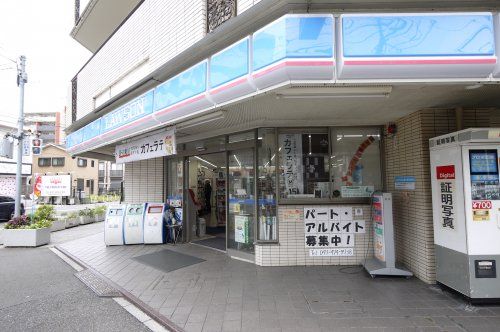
55,245 -> 184,332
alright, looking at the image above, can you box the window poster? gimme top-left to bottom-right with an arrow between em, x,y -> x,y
303,206 -> 365,256
280,134 -> 303,196
235,215 -> 249,244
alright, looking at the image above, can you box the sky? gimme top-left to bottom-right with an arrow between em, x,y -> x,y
0,0 -> 91,130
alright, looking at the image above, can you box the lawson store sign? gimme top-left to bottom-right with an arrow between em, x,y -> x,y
67,12 -> 499,154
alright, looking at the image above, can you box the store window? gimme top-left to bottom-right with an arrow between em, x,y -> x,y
52,157 -> 65,167
167,159 -> 184,206
257,128 -> 277,241
330,127 -> 382,199
38,158 -> 51,167
229,131 -> 255,144
278,129 -> 330,200
77,158 -> 87,167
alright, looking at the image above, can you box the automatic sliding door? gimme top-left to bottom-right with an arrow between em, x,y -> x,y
227,149 -> 255,259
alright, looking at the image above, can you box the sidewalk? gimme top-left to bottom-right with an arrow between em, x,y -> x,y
57,233 -> 500,332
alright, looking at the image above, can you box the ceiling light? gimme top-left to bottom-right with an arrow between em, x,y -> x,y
233,154 -> 241,167
194,156 -> 217,168
465,84 -> 483,90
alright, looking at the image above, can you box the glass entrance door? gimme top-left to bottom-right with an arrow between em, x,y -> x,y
227,149 -> 255,260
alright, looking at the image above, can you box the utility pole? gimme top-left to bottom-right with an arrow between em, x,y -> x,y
14,55 -> 27,217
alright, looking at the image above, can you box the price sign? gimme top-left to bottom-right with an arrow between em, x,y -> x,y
472,201 -> 492,210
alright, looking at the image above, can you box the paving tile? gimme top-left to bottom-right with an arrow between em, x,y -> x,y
188,312 -> 208,324
222,320 -> 241,332
224,311 -> 242,321
202,321 -> 223,332
184,322 -> 204,332
60,233 -> 500,332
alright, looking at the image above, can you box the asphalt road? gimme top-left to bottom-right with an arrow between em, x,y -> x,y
0,247 -> 150,332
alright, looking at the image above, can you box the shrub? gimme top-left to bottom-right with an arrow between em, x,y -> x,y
94,206 -> 107,215
26,219 -> 52,229
5,215 -> 52,229
5,215 -> 31,229
34,205 -> 55,222
78,208 -> 95,217
67,212 -> 78,219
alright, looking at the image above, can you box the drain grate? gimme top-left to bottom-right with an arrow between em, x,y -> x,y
75,269 -> 121,297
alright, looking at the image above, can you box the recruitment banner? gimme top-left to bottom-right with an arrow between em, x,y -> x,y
115,130 -> 176,164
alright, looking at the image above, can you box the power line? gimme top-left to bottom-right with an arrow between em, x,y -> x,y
0,52 -> 16,64
0,44 -> 17,64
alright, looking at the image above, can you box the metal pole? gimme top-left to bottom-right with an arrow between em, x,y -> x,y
14,55 -> 27,217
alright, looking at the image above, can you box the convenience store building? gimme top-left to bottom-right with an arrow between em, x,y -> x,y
67,1 -> 500,284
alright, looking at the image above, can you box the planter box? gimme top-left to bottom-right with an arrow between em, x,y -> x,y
79,216 -> 93,225
95,214 -> 105,222
0,229 -> 3,245
65,218 -> 79,228
50,220 -> 66,232
3,228 -> 50,247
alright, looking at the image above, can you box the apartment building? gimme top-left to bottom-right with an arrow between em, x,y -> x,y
25,111 -> 63,145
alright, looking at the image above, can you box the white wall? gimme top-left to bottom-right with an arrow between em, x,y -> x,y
76,0 -> 207,120
76,0 -> 264,121
237,0 -> 262,15
123,157 -> 164,203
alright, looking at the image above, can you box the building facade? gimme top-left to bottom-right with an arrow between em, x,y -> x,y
67,0 -> 500,283
0,122 -> 32,197
25,111 -> 63,145
98,161 -> 124,194
32,144 -> 99,200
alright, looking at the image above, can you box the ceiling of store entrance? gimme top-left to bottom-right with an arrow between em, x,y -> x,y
176,83 -> 500,138
190,153 -> 227,170
89,83 -> 500,157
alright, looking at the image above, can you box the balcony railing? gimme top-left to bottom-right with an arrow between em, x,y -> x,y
98,170 -> 105,177
110,170 -> 123,178
37,125 -> 56,131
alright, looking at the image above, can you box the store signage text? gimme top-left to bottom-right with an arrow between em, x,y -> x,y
309,248 -> 354,257
102,91 -> 154,133
394,176 -> 416,190
436,165 -> 455,229
280,134 -> 303,196
115,130 -> 176,164
37,175 -> 71,197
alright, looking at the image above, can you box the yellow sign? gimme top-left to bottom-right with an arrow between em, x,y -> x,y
473,209 -> 490,221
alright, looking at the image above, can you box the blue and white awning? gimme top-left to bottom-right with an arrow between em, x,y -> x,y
67,12 -> 499,155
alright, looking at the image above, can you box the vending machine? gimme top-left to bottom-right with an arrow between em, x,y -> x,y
104,204 -> 126,246
430,128 -> 500,300
123,203 -> 146,244
143,203 -> 166,244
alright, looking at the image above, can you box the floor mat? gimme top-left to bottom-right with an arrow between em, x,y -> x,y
192,236 -> 226,251
132,249 -> 205,273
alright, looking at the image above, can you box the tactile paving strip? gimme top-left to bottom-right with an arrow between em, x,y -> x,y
75,269 -> 121,297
